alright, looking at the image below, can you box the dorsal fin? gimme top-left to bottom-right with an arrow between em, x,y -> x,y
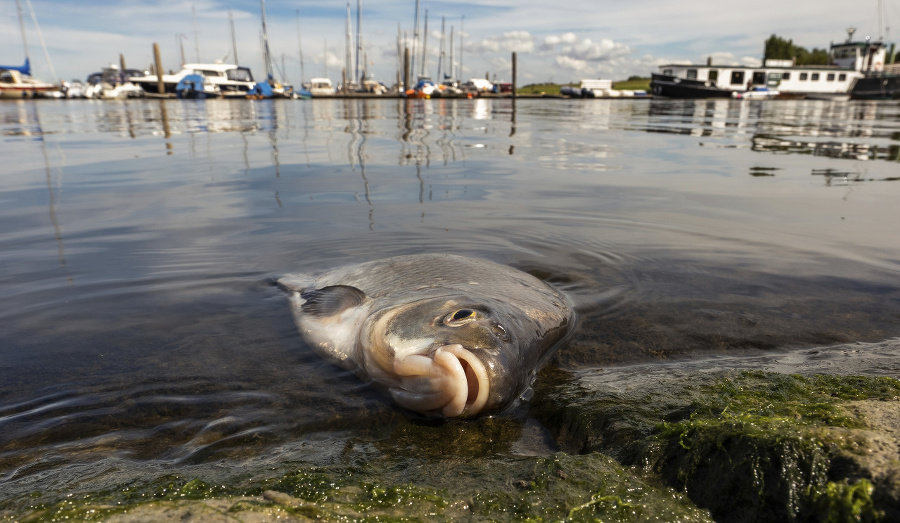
301,285 -> 368,317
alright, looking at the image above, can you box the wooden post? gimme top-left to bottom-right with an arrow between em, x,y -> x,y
152,43 -> 165,95
511,52 -> 517,99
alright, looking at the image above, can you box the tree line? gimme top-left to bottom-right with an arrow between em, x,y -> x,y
763,35 -> 830,65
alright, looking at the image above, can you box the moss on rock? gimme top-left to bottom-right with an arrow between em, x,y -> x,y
532,367 -> 900,522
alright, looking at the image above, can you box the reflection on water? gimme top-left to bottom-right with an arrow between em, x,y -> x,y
1,97 -> 899,506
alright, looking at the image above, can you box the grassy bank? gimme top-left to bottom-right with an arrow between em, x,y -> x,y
516,77 -> 651,95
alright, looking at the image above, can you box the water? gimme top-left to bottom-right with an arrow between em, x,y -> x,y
1,97 -> 899,504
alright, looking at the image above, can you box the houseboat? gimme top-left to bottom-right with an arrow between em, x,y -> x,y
651,32 -> 892,100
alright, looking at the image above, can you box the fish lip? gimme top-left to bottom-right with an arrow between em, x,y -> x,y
389,344 -> 490,418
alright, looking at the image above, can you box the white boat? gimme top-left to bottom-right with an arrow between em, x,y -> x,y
732,87 -> 780,100
85,65 -> 145,99
306,77 -> 334,96
0,63 -> 58,98
130,62 -> 256,98
651,31 -> 891,100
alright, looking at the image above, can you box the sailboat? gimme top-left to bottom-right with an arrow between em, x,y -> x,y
1,0 -> 59,98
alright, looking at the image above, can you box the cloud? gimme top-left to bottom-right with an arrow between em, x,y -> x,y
555,55 -> 588,72
471,31 -> 534,54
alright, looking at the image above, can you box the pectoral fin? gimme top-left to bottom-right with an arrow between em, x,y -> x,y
300,285 -> 368,318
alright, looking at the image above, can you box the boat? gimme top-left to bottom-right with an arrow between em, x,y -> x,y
732,86 -> 780,100
130,62 -> 256,98
0,59 -> 59,98
405,76 -> 436,98
651,31 -> 890,100
306,77 -> 334,96
850,71 -> 900,99
561,79 -> 647,98
175,74 -> 220,99
85,65 -> 145,99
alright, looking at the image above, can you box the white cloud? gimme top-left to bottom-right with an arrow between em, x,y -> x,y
471,31 -> 534,54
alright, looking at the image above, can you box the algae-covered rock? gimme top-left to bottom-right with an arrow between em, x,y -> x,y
532,348 -> 900,523
4,342 -> 898,522
7,451 -> 711,522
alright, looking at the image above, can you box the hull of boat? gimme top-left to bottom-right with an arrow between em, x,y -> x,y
650,73 -> 734,99
0,83 -> 59,98
850,75 -> 900,100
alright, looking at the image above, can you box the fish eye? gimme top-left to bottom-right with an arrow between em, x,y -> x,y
444,309 -> 478,325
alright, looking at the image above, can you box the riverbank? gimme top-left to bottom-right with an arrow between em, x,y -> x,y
6,339 -> 897,522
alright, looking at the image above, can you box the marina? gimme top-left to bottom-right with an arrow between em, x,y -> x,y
3,0 -> 900,519
1,96 -> 899,518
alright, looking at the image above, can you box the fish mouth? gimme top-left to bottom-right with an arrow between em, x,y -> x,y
389,344 -> 490,417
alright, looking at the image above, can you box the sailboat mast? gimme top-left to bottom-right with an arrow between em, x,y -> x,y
15,0 -> 29,60
449,26 -> 454,81
345,1 -> 353,85
355,0 -> 362,83
420,9 -> 428,77
411,0 -> 419,82
460,15 -> 464,81
296,10 -> 305,83
437,16 -> 445,81
192,6 -> 200,62
260,0 -> 273,79
229,10 -> 239,64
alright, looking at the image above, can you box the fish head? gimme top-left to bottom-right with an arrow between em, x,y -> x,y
360,296 -> 545,418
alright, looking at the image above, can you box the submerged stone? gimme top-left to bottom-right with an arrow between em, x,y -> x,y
532,342 -> 900,522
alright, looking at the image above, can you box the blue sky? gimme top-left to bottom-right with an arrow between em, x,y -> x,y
2,0 -> 896,86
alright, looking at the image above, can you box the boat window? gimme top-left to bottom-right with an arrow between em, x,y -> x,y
782,72 -> 791,80
708,70 -> 718,81
227,68 -> 254,82
730,71 -> 745,85
799,73 -> 808,81
838,73 -> 847,81
826,73 -> 835,81
811,73 -> 820,81
0,71 -> 13,83
662,69 -> 673,76
686,69 -> 698,80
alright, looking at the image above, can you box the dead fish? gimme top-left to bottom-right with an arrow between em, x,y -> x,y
278,254 -> 574,418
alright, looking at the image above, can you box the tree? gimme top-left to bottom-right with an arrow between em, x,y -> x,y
763,34 -> 831,65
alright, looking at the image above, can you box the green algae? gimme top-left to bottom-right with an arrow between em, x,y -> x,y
532,368 -> 900,523
5,368 -> 898,522
6,451 -> 711,522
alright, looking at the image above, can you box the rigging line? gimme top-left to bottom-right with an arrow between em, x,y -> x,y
25,0 -> 57,80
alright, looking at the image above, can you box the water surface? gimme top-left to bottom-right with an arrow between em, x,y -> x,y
1,97 -> 899,502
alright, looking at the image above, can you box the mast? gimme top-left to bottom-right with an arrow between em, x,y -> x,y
437,16 -> 445,81
192,5 -> 200,62
355,0 -> 362,83
449,26 -> 454,81
229,10 -> 239,64
420,9 -> 428,77
15,0 -> 29,62
20,0 -> 57,80
345,1 -> 353,85
296,10 -> 305,83
460,15 -> 464,81
260,0 -> 273,79
411,0 -> 419,82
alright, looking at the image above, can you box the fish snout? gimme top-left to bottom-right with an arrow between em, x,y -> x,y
390,344 -> 490,417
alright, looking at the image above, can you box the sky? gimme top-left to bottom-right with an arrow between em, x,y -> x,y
2,0 -> 897,86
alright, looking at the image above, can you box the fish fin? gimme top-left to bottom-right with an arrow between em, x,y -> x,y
276,273 -> 316,292
300,285 -> 368,317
